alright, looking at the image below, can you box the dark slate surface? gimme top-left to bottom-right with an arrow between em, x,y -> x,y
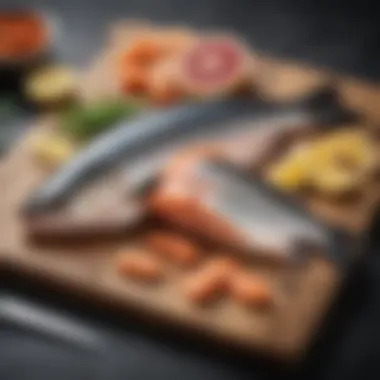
1,1 -> 380,379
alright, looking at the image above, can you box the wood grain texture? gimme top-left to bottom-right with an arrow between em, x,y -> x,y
0,22 -> 380,361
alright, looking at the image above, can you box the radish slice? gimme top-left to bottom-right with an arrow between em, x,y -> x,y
179,35 -> 251,97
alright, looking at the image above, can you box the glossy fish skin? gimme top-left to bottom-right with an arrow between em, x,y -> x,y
22,88 -> 355,216
151,159 -> 353,264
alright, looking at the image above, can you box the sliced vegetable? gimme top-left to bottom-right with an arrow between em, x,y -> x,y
267,129 -> 375,196
178,35 -> 251,97
312,130 -> 374,170
266,155 -> 310,191
29,131 -> 76,169
310,168 -> 359,195
25,66 -> 77,106
59,99 -> 140,142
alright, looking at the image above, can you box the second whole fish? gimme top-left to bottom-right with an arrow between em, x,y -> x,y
150,159 -> 358,265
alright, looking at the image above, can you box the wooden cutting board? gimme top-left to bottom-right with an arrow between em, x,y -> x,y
0,22 -> 380,362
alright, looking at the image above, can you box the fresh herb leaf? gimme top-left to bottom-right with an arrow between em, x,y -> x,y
59,99 -> 141,142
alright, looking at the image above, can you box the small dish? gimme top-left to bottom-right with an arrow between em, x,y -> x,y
0,9 -> 58,88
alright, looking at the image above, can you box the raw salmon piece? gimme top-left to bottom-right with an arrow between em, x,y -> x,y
146,231 -> 199,267
183,257 -> 237,305
230,271 -> 273,308
117,251 -> 163,283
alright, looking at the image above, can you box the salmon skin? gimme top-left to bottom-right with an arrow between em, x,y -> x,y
151,159 -> 358,265
22,88 -> 355,217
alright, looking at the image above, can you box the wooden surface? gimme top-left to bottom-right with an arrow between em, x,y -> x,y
0,145 -> 340,360
1,23 -> 380,362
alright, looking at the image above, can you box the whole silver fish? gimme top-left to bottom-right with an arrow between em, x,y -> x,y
22,88 -> 355,217
152,159 -> 358,264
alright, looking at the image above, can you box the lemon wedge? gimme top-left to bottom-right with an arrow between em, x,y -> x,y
310,168 -> 358,195
29,131 -> 76,169
25,66 -> 77,105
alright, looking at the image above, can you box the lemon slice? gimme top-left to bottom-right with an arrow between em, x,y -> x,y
267,158 -> 308,191
25,65 -> 77,105
29,131 -> 76,169
266,142 -> 314,191
311,168 -> 358,195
